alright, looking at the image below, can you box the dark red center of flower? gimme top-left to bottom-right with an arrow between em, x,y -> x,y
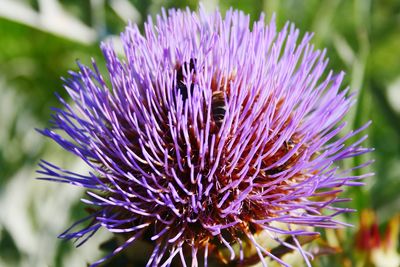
94,58 -> 308,264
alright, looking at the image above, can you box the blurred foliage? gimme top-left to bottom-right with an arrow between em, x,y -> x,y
0,0 -> 399,266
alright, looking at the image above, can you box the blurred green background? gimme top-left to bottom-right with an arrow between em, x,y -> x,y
0,0 -> 399,266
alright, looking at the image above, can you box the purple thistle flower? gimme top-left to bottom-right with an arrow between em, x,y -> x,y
38,7 -> 372,267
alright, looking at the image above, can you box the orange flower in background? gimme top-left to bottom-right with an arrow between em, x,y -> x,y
355,209 -> 400,267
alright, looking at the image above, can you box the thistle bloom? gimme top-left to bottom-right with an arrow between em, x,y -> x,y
38,8 -> 372,267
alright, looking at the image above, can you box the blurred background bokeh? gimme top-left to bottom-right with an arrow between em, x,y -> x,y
0,0 -> 399,266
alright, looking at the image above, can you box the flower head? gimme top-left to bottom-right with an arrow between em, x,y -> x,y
38,7 -> 372,267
